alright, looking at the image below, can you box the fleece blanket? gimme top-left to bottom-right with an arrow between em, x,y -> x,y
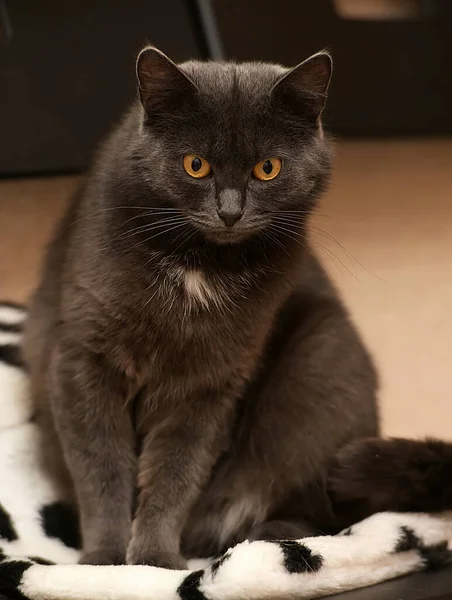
0,301 -> 451,600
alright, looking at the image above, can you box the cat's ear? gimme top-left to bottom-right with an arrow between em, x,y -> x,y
136,46 -> 197,116
271,51 -> 332,121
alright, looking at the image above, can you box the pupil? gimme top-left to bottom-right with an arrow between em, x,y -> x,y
192,157 -> 202,172
263,160 -> 273,175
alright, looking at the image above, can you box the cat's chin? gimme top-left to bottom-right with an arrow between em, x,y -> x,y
201,228 -> 258,245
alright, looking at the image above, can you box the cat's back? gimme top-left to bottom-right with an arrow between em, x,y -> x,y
23,185 -> 85,381
23,106 -> 143,374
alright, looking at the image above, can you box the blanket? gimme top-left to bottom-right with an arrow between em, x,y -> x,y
0,301 -> 451,600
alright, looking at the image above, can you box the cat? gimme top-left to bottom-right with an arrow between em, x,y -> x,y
23,46 -> 382,569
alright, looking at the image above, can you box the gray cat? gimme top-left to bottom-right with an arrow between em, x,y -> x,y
24,47 -> 379,569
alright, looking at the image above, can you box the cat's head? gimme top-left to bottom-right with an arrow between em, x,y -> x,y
132,46 -> 333,245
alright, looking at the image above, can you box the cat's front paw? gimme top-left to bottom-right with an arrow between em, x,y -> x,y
80,548 -> 126,565
127,542 -> 187,569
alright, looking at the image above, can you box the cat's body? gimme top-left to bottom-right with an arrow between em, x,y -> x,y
24,49 -> 379,568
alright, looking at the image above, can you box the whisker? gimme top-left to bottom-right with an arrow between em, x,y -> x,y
315,242 -> 358,280
270,223 -> 305,245
116,217 -> 188,241
308,226 -> 357,277
134,222 -> 189,250
272,217 -> 375,280
120,217 -> 187,236
69,205 -> 179,228
274,219 -> 358,276
309,226 -> 384,282
270,222 -> 358,280
275,209 -> 331,221
271,216 -> 307,227
171,227 -> 197,254
263,229 -> 291,257
120,209 -> 183,229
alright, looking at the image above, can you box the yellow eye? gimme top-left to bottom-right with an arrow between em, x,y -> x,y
252,158 -> 282,181
183,155 -> 211,178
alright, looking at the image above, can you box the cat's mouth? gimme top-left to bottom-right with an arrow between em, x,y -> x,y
198,225 -> 262,245
189,218 -> 263,244
206,229 -> 255,244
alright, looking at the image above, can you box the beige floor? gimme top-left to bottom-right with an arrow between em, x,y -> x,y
1,139 -> 451,439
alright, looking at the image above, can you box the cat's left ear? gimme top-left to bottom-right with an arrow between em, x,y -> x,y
271,51 -> 332,120
136,46 -> 197,116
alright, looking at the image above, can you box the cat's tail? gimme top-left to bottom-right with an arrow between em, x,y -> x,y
328,438 -> 452,526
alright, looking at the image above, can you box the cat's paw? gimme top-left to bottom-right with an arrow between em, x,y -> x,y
79,548 -> 126,565
127,544 -> 187,569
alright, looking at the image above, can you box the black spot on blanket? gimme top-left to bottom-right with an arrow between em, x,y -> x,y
418,541 -> 451,571
395,526 -> 451,571
279,540 -> 323,574
0,345 -> 23,369
178,570 -> 206,600
341,527 -> 352,536
210,552 -> 231,579
28,556 -> 55,565
395,526 -> 420,552
0,321 -> 22,333
0,559 -> 33,600
0,504 -> 18,542
40,502 -> 81,550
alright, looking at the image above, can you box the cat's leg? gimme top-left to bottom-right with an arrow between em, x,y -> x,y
34,402 -> 76,508
127,389 -> 236,569
49,342 -> 137,565
183,297 -> 379,556
24,293 -> 75,506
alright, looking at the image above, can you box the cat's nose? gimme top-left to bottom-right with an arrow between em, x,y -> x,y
217,207 -> 243,227
217,189 -> 243,227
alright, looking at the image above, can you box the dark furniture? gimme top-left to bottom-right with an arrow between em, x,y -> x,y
2,1 -> 452,175
0,1 -> 202,175
210,0 -> 452,136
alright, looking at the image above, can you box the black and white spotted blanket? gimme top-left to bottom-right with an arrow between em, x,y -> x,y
0,302 -> 451,600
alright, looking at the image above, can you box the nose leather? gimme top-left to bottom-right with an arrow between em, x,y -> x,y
217,189 -> 243,227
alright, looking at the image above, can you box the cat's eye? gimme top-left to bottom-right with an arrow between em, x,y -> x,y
183,155 -> 212,179
252,158 -> 282,181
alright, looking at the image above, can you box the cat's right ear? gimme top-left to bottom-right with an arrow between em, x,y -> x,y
271,51 -> 332,122
136,46 -> 197,116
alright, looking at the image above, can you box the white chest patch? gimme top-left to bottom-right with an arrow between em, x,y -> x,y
184,270 -> 218,308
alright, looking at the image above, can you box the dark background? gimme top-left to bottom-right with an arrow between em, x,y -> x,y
1,0 -> 452,175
